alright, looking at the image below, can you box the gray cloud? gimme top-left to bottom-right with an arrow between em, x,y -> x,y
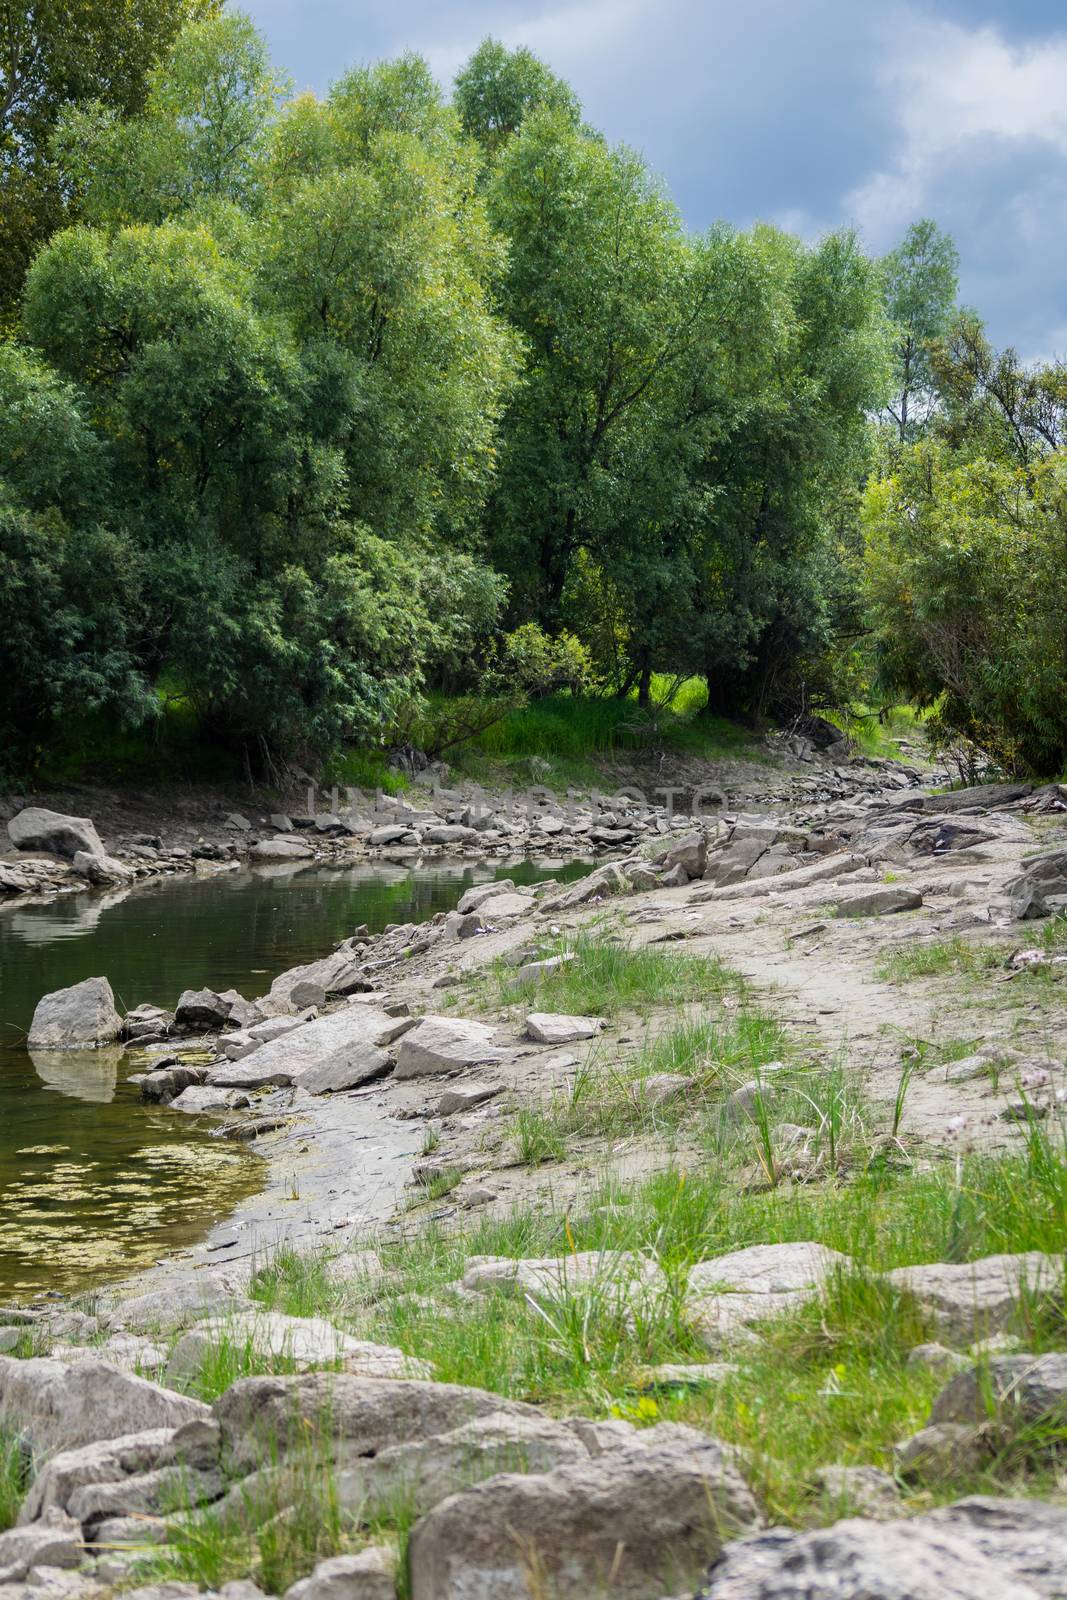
244,0 -> 1067,356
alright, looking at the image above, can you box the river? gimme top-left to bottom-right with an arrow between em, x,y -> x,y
0,855 -> 590,1301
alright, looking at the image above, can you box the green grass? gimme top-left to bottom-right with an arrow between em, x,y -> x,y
321,747 -> 408,794
879,916 -> 1067,985
826,704 -> 930,763
478,930 -> 738,1019
0,1431 -> 27,1532
505,1009 -> 792,1159
414,685 -> 760,789
241,1116 -> 1067,1525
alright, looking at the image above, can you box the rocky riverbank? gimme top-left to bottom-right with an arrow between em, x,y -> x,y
5,752 -> 1067,1599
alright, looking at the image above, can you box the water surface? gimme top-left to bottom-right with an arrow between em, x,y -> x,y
0,856 -> 588,1300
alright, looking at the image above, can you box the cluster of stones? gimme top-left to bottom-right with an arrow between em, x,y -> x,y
0,739 -> 941,904
2,1239 -> 1067,1599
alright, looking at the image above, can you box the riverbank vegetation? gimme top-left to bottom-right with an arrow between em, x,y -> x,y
2,9 -> 1065,782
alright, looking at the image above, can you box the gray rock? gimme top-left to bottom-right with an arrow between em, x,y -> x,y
167,1313 -> 425,1384
894,1422 -> 987,1480
688,1241 -> 850,1297
0,1356 -> 207,1457
72,851 -> 133,884
462,1251 -> 666,1311
283,1549 -> 394,1600
456,881 -> 516,916
8,807 -> 105,860
886,1252 -> 1062,1341
468,891 -> 533,920
929,1351 -> 1067,1429
655,831 -> 707,877
169,1086 -> 249,1114
639,1072 -> 694,1106
174,988 -> 232,1032
699,1495 -> 1067,1598
525,1012 -> 604,1044
0,1511 -> 81,1584
810,1464 -> 900,1518
539,862 -> 628,912
265,953 -> 374,1011
67,1463 -> 222,1523
834,887 -> 923,917
394,1016 -> 502,1079
367,825 -> 409,846
250,838 -> 314,862
407,1428 -> 761,1600
214,1373 -> 540,1473
27,978 -> 122,1049
907,1342 -> 971,1376
299,1043 -> 392,1096
442,911 -> 485,942
90,1514 -> 168,1545
103,1274 -> 252,1336
1002,849 -> 1067,919
424,825 -> 480,845
209,1006 -> 409,1090
436,1082 -> 502,1116
338,1410 -> 588,1522
270,814 -> 294,832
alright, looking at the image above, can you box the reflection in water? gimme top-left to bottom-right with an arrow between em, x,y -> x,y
31,1047 -> 121,1104
0,855 -> 592,1300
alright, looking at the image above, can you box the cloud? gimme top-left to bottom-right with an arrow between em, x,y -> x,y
242,0 -> 1067,356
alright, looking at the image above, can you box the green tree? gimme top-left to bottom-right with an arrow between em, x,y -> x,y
881,218 -> 958,442
453,37 -> 580,158
0,0 -> 220,315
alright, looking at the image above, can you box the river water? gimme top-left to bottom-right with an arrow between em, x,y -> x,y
0,856 -> 589,1301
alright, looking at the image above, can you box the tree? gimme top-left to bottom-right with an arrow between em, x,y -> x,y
863,440 -> 1067,773
930,311 -> 1067,469
0,0 -> 220,316
453,37 -> 579,158
881,218 -> 958,442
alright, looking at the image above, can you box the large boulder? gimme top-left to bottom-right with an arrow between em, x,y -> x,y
394,1016 -> 503,1079
174,988 -> 233,1032
337,1410 -> 589,1523
250,838 -> 314,862
654,831 -> 708,878
20,1430 -> 178,1522
407,1428 -> 762,1600
214,1373 -> 539,1473
102,1272 -> 252,1336
27,977 -> 122,1049
699,1495 -> 1067,1599
0,1357 -> 207,1457
8,807 -> 105,860
885,1252 -> 1062,1342
264,953 -> 373,1013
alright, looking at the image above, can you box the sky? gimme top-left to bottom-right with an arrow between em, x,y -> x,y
242,0 -> 1067,361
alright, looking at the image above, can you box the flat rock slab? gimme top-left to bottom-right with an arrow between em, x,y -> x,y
103,1272 -> 253,1335
0,1356 -> 207,1457
209,1006 -> 410,1089
688,1242 -> 852,1298
394,1016 -> 503,1078
215,1372 -> 540,1472
167,1312 -> 429,1384
525,1012 -> 604,1044
834,887 -> 923,917
462,1251 -> 666,1310
250,839 -> 314,861
885,1252 -> 1063,1341
28,977 -> 123,1049
700,1494 -> 1067,1599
